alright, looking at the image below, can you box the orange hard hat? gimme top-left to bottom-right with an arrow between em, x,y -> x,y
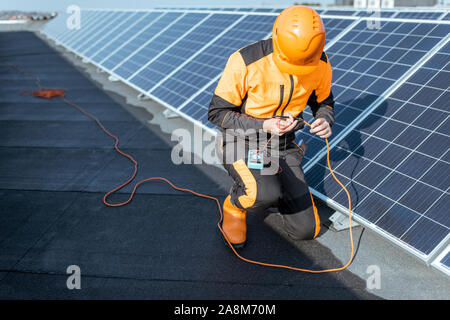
272,6 -> 326,75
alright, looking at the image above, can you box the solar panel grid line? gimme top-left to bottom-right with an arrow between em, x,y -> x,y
309,186 -> 437,261
118,12 -> 209,78
61,13 -> 125,60
80,12 -> 138,59
109,11 -> 191,75
146,14 -> 248,94
438,11 -> 448,20
390,10 -> 400,19
92,12 -> 152,64
177,29 -> 275,112
175,74 -> 220,112
303,30 -> 450,172
319,17 -> 361,52
74,11 -> 126,53
65,10 -> 115,50
53,10 -> 101,44
51,11 -> 101,48
152,14 -> 278,108
106,11 -> 191,75
98,11 -> 166,68
63,11 -> 115,51
80,11 -> 137,58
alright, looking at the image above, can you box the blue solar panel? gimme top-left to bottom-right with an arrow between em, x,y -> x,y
443,13 -> 450,20
441,251 -> 450,269
306,41 -> 450,258
296,21 -> 450,167
129,13 -> 242,92
98,12 -> 163,69
395,11 -> 445,20
357,10 -> 396,18
182,81 -> 219,128
70,11 -> 119,51
56,10 -> 103,45
253,8 -> 274,13
82,12 -> 136,58
151,14 -> 276,108
322,17 -> 355,41
76,12 -> 129,53
114,12 -> 208,80
323,10 -> 356,16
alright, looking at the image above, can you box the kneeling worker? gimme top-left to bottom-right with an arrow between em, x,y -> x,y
208,6 -> 335,248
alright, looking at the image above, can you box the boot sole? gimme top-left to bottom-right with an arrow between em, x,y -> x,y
222,234 -> 246,250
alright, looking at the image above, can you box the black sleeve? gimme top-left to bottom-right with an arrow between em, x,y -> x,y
208,94 -> 264,131
307,90 -> 335,127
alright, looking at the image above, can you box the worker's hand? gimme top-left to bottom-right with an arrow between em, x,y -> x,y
263,113 -> 298,136
310,118 -> 332,139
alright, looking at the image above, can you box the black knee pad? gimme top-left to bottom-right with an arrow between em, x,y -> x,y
281,209 -> 317,241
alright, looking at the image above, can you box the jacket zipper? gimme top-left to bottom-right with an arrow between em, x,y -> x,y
280,75 -> 294,116
272,84 -> 284,117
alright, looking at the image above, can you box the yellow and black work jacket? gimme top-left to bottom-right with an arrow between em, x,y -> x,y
208,38 -> 335,147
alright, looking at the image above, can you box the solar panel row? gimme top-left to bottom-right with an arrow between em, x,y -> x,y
156,7 -> 449,20
40,9 -> 450,272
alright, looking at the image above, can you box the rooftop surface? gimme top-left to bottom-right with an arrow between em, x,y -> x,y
0,30 -> 448,300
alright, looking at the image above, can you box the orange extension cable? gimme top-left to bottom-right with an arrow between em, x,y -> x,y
4,62 -> 354,274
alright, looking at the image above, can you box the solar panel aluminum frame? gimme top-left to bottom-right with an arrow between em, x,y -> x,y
431,243 -> 450,276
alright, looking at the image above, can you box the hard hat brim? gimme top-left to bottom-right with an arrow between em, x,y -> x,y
272,52 -> 319,75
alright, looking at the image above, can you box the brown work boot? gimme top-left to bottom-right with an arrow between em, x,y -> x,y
222,195 -> 247,249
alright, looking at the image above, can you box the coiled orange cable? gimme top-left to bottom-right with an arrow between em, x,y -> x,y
4,62 -> 354,273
